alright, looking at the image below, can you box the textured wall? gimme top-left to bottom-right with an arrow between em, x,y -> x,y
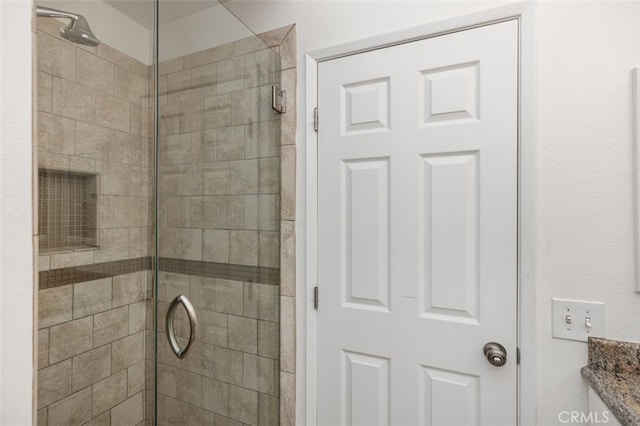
35,16 -> 153,426
155,31 -> 284,426
224,1 -> 640,424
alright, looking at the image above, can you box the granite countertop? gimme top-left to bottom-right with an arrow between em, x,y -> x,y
581,337 -> 640,426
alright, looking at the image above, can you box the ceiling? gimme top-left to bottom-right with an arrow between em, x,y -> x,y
104,0 -> 226,29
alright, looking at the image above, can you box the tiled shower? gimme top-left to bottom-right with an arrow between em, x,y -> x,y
35,2 -> 296,425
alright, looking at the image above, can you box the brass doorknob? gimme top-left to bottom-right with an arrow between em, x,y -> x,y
483,342 -> 507,367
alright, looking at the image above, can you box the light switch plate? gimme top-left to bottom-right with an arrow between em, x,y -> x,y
552,298 -> 605,342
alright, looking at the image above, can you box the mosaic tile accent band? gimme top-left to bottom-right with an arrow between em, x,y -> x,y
39,256 -> 280,289
39,257 -> 152,290
158,257 -> 280,285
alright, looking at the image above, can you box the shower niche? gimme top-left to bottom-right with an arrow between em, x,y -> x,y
38,169 -> 98,253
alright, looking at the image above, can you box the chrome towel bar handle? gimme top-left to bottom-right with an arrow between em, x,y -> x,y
166,294 -> 198,359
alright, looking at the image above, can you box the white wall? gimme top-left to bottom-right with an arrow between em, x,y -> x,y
0,0 -> 34,424
223,1 -> 640,424
38,0 -> 153,63
158,5 -> 253,61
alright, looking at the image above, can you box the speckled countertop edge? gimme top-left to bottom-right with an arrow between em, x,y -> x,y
582,337 -> 640,426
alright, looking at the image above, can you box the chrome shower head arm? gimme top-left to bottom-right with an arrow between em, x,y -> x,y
35,6 -> 78,21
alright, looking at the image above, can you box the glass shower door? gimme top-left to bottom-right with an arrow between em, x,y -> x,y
155,2 -> 281,425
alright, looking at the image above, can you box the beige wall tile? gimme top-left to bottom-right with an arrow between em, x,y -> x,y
199,310 -> 228,347
234,36 -> 266,56
228,315 -> 257,354
96,92 -> 130,132
47,387 -> 92,426
129,166 -> 150,197
92,370 -> 127,417
178,164 -> 203,196
75,121 -> 114,161
38,32 -> 76,80
188,276 -> 216,310
73,278 -> 112,318
228,385 -> 258,425
38,359 -> 72,408
280,145 -> 296,220
190,196 -> 216,229
115,66 -> 147,106
96,161 -> 130,196
215,195 -> 245,230
38,328 -> 50,368
217,56 -> 245,94
259,231 -> 279,268
39,285 -> 72,328
76,49 -> 114,94
160,133 -> 191,165
245,120 -> 278,159
164,395 -> 213,425
113,272 -> 146,307
95,228 -> 131,263
97,44 -> 148,77
175,368 -> 202,407
167,69 -> 191,103
130,105 -> 150,138
129,301 -> 147,334
112,332 -> 144,373
257,320 -> 279,360
243,353 -> 275,395
280,68 -> 297,146
229,230 -> 258,266
111,392 -> 144,426
202,229 -> 229,263
229,159 -> 259,194
38,255 -> 51,272
110,131 -> 147,167
190,63 -> 216,100
38,111 -> 75,155
176,228 -> 202,261
50,250 -> 94,269
49,316 -> 93,364
245,49 -> 278,88
52,77 -> 96,122
214,347 -> 243,386
159,57 -> 183,76
202,377 -> 228,416
94,306 -> 129,347
72,345 -> 111,391
280,296 -> 295,374
216,125 -> 245,161
259,157 -> 280,194
38,71 -> 53,112
127,360 -> 146,397
203,163 -> 230,195
244,283 -> 276,322
258,393 -> 280,426
230,87 -> 259,126
85,411 -> 110,426
213,279 -> 243,315
280,220 -> 295,297
37,408 -> 47,426
160,196 -> 189,228
179,100 -> 203,133
184,342 -> 216,379
279,371 -> 295,426
203,94 -> 231,129
190,130 -> 215,163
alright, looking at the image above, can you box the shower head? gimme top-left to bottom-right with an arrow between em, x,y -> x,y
36,6 -> 100,47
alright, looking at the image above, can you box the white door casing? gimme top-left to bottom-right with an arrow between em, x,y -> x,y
317,20 -> 519,426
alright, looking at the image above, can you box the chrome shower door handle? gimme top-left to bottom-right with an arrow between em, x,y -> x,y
166,294 -> 198,359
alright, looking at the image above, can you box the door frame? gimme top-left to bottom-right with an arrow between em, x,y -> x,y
302,2 -> 536,425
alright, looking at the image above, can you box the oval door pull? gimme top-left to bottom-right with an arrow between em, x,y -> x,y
166,294 -> 198,359
483,342 -> 507,367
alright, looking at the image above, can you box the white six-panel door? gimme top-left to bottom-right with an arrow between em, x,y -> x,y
317,20 -> 518,426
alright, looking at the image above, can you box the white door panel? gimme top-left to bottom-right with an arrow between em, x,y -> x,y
318,20 -> 518,426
